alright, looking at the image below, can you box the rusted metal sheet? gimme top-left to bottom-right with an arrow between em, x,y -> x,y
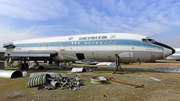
105,77 -> 144,88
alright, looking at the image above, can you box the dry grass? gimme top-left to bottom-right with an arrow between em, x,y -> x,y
0,60 -> 180,101
5,90 -> 21,99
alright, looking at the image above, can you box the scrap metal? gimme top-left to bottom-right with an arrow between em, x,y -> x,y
28,73 -> 83,90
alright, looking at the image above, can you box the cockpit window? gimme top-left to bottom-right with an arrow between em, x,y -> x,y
142,39 -> 149,43
147,39 -> 156,44
142,38 -> 156,44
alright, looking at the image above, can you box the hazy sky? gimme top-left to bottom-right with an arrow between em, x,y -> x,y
0,0 -> 180,50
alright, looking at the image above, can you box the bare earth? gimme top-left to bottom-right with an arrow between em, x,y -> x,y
0,60 -> 180,101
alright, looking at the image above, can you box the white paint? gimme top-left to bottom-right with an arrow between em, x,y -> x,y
3,33 -> 174,63
119,52 -> 133,58
0,70 -> 22,78
71,68 -> 86,73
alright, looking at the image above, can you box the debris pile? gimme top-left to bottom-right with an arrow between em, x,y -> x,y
27,73 -> 83,90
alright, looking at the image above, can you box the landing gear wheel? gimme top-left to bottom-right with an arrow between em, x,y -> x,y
38,66 -> 44,70
18,63 -> 24,70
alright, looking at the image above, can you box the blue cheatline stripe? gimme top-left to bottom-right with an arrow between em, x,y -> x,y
174,51 -> 180,54
14,39 -> 163,50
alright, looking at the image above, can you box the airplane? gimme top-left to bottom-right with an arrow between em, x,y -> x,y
166,48 -> 180,61
3,33 -> 175,71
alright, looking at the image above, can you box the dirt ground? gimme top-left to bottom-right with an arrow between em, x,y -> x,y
0,60 -> 180,101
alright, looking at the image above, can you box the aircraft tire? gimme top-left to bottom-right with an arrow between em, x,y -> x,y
18,63 -> 24,70
38,66 -> 44,70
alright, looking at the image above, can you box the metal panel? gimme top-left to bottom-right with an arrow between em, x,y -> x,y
0,70 -> 22,78
71,68 -> 86,73
4,53 -> 50,57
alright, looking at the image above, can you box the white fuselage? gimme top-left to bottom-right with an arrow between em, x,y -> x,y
5,33 -> 173,63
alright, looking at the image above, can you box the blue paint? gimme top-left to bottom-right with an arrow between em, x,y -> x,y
109,63 -> 115,65
174,51 -> 180,54
86,62 -> 98,65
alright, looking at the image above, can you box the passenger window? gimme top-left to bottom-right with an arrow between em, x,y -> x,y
100,41 -> 102,44
75,42 -> 76,45
85,42 -> 87,44
108,41 -> 110,44
88,42 -> 90,44
71,42 -> 73,45
96,41 -> 98,44
92,42 -> 94,44
113,40 -> 115,44
78,42 -> 80,45
104,41 -> 106,44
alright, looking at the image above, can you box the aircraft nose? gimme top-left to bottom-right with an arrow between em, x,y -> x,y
163,48 -> 175,57
153,41 -> 175,57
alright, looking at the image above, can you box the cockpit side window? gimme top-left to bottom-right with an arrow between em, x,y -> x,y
147,39 -> 156,44
142,38 -> 156,44
142,39 -> 149,43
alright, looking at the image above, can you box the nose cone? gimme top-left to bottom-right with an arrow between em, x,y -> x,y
153,41 -> 175,57
163,48 -> 174,57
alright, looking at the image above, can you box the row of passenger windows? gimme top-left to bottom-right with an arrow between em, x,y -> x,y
16,43 -> 55,47
175,51 -> 180,54
36,43 -> 54,46
16,40 -> 115,47
71,40 -> 115,45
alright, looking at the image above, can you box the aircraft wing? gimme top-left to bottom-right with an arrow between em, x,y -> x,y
4,51 -> 57,57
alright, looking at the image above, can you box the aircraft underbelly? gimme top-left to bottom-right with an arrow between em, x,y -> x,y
53,50 -> 163,63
